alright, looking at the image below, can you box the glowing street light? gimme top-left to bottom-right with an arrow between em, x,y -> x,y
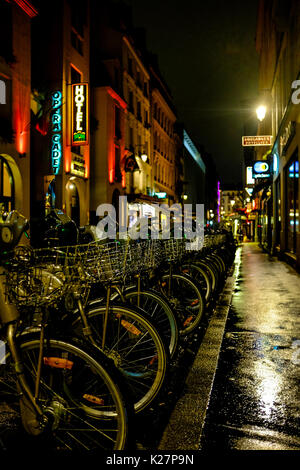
256,105 -> 267,122
141,153 -> 148,163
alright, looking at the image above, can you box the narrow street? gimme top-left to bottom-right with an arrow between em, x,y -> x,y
200,243 -> 300,450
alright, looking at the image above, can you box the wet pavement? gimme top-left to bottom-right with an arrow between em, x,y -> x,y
200,243 -> 300,450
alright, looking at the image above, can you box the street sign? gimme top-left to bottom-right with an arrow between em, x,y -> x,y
252,160 -> 272,178
242,136 -> 273,146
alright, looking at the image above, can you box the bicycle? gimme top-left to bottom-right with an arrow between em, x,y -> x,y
0,211 -> 134,451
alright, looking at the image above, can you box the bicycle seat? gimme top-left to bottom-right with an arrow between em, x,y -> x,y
0,210 -> 29,252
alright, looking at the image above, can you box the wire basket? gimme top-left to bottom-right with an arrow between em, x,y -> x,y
82,240 -> 133,284
128,240 -> 162,272
161,238 -> 185,262
4,248 -> 66,308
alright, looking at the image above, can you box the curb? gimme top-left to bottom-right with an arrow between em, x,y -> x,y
158,259 -> 238,450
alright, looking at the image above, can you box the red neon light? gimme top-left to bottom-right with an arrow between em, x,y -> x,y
107,87 -> 127,110
121,170 -> 126,188
84,151 -> 89,179
12,0 -> 38,18
65,147 -> 71,173
15,108 -> 28,154
108,142 -> 115,183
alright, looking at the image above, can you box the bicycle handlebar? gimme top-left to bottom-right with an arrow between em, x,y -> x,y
0,210 -> 29,252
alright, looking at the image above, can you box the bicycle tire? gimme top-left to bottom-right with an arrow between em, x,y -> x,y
159,273 -> 205,335
0,332 -> 133,451
109,287 -> 179,359
73,304 -> 169,414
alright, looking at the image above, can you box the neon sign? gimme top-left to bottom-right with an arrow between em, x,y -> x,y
252,160 -> 272,178
51,91 -> 62,175
72,83 -> 88,146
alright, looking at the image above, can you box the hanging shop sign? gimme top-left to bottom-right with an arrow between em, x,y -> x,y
155,192 -> 167,199
71,152 -> 86,178
51,91 -> 62,175
246,166 -> 254,185
252,160 -> 272,178
242,136 -> 273,147
72,83 -> 89,146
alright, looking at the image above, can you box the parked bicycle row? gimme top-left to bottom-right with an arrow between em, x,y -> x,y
0,210 -> 236,452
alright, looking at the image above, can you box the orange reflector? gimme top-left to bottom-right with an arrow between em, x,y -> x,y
43,357 -> 74,369
121,320 -> 141,336
149,354 -> 158,366
161,282 -> 167,287
83,394 -> 104,405
183,316 -> 193,327
182,269 -> 189,273
191,299 -> 199,306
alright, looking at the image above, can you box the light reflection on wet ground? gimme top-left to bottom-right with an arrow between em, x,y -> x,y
200,243 -> 300,450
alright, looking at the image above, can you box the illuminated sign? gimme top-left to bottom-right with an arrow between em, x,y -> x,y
252,160 -> 272,178
242,136 -> 273,147
72,83 -> 88,146
51,91 -> 62,175
71,152 -> 86,177
155,192 -> 167,199
246,166 -> 254,185
288,161 -> 299,178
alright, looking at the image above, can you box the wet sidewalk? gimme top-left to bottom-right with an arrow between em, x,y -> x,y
200,243 -> 300,450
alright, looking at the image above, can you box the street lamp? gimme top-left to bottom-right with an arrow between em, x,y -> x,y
256,105 -> 267,122
141,152 -> 148,163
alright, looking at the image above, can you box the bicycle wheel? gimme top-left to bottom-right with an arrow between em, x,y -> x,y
110,287 -> 179,359
181,263 -> 211,303
160,273 -> 205,335
0,333 -> 133,451
75,304 -> 169,414
194,259 -> 217,295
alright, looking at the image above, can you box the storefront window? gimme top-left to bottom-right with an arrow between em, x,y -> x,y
275,177 -> 281,246
286,152 -> 299,254
0,156 -> 14,211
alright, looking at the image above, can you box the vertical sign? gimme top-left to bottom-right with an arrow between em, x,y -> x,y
51,91 -> 62,175
72,83 -> 89,146
246,166 -> 254,185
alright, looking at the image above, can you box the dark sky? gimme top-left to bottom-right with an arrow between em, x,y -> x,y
123,0 -> 259,186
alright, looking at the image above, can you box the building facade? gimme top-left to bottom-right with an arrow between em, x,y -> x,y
30,0 -> 90,227
256,0 -> 300,268
151,65 -> 177,204
0,0 -> 37,220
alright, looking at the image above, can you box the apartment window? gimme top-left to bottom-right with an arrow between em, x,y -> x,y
115,106 -> 121,139
128,57 -> 133,76
136,71 -> 142,89
128,90 -> 134,113
70,0 -> 86,55
137,101 -> 142,121
154,103 -> 157,120
0,3 -> 13,64
286,151 -> 299,254
144,82 -> 148,97
115,146 -> 121,182
129,126 -> 134,149
71,66 -> 81,84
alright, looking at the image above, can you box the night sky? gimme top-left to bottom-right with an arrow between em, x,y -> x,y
123,0 -> 259,186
